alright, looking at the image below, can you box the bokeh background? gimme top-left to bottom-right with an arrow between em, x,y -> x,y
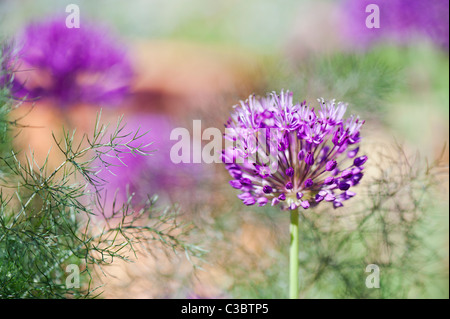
1,0 -> 448,298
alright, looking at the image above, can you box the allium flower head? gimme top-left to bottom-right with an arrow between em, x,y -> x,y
13,16 -> 133,106
223,90 -> 367,211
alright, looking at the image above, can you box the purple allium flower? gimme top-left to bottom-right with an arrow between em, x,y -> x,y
12,16 -> 133,106
341,0 -> 449,50
223,90 -> 367,211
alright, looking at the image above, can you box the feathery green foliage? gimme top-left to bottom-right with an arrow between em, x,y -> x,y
0,40 -> 205,298
210,142 -> 448,298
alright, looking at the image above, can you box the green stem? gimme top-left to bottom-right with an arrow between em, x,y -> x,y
289,208 -> 300,299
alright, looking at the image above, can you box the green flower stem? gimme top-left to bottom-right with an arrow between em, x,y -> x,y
289,208 -> 300,299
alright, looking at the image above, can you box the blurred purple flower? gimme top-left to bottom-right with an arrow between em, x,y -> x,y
341,0 -> 449,50
222,90 -> 367,211
95,114 -> 207,214
13,16 -> 133,106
